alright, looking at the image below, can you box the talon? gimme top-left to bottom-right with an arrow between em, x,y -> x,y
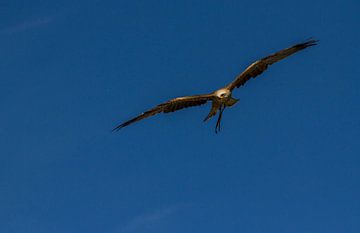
214,105 -> 225,133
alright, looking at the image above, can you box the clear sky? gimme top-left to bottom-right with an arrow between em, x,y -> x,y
1,0 -> 359,232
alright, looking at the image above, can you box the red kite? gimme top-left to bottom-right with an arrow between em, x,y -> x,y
113,39 -> 318,133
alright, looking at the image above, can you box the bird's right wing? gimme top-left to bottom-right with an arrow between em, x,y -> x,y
226,39 -> 318,90
113,94 -> 214,130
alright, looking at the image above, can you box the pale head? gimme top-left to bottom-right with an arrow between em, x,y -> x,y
214,88 -> 231,99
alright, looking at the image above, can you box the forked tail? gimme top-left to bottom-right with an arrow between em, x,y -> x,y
204,101 -> 220,122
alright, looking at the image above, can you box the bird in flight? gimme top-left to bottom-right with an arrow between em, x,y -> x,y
113,39 -> 318,133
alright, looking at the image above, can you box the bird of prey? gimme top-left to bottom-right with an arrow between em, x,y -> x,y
113,39 -> 318,133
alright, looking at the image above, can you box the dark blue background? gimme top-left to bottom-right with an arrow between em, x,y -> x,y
1,0 -> 359,232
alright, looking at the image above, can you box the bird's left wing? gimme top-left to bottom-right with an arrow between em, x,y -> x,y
113,94 -> 213,130
226,39 -> 318,91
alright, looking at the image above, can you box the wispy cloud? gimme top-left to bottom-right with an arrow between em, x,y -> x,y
0,17 -> 54,35
119,204 -> 184,233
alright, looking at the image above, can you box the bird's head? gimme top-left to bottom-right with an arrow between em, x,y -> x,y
215,89 -> 231,99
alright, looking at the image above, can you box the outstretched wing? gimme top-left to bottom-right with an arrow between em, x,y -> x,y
113,94 -> 214,130
226,39 -> 318,90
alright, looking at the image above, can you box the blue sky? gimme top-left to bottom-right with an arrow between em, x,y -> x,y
1,0 -> 359,232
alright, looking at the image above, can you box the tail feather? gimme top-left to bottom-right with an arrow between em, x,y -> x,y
204,101 -> 220,122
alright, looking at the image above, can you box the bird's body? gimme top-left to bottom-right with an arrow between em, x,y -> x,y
113,39 -> 318,133
213,88 -> 238,106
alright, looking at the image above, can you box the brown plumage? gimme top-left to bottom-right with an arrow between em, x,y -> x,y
226,40 -> 317,90
112,94 -> 213,131
113,39 -> 318,132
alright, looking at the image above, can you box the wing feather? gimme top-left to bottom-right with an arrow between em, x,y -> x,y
226,39 -> 318,90
113,94 -> 213,130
